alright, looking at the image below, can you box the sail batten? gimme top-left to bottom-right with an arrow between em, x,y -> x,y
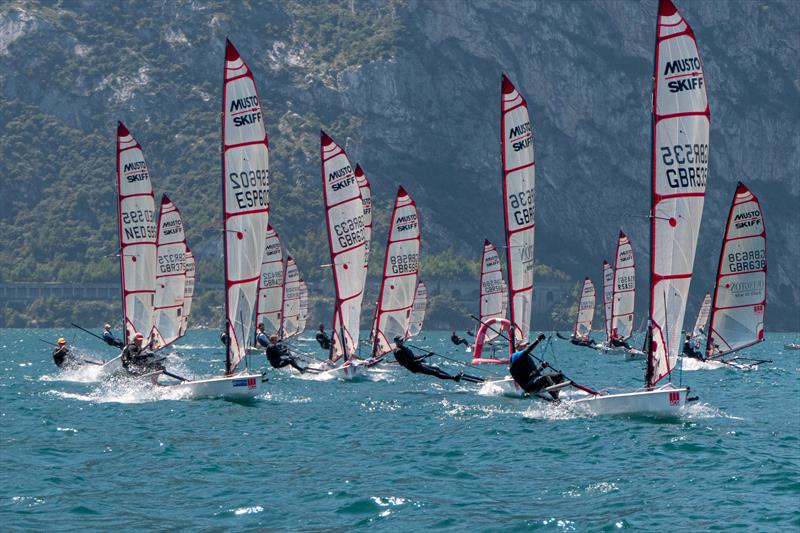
222,39 -> 270,373
151,195 -> 187,350
647,0 -> 709,387
705,183 -> 766,357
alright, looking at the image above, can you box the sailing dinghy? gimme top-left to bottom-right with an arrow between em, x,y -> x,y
571,0 -> 708,415
568,278 -> 596,347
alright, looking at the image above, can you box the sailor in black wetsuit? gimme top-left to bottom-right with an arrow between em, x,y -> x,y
121,333 -> 164,375
266,335 -> 307,373
316,324 -> 331,350
609,334 -> 631,350
101,324 -> 124,348
450,331 -> 470,348
682,334 -> 704,361
393,337 -> 464,382
52,338 -> 74,368
509,334 -> 565,399
570,335 -> 596,348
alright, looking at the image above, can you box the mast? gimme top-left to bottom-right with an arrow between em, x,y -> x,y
371,186 -> 421,357
254,225 -> 284,338
479,239 -> 506,343
573,277 -> 595,340
321,131 -> 366,361
116,122 -> 157,344
501,74 -> 535,347
151,195 -> 187,350
221,39 -> 270,374
602,260 -> 614,343
610,231 -> 636,341
646,0 -> 710,386
705,183 -> 766,357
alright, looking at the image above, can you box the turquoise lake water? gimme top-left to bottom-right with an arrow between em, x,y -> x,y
1,329 -> 798,531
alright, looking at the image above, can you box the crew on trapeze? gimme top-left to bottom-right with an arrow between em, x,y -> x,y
265,335 -> 307,373
52,338 -> 76,368
393,337 -> 482,383
682,333 -> 705,361
450,331 -> 471,349
102,324 -> 124,348
509,333 -> 566,399
255,323 -> 270,349
315,324 -> 331,350
121,332 -> 164,375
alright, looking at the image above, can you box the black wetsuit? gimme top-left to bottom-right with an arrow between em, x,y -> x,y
316,331 -> 331,350
610,337 -> 631,350
266,342 -> 306,373
121,343 -> 163,375
509,338 -> 565,398
52,347 -> 72,368
570,338 -> 596,348
394,345 -> 460,381
683,340 -> 704,361
450,334 -> 469,347
102,331 -> 124,348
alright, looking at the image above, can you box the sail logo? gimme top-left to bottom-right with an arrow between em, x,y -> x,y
664,57 -> 701,76
727,279 -> 764,295
618,249 -> 633,263
486,255 -> 500,268
123,160 -> 150,183
664,56 -> 703,93
395,213 -> 418,232
264,241 -> 281,256
669,392 -> 680,406
733,210 -> 761,230
509,122 -> 532,152
329,165 -> 355,191
518,243 -> 533,263
230,95 -> 259,112
162,218 -> 183,236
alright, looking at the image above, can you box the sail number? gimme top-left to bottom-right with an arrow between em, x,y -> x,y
122,208 -> 156,240
333,215 -> 365,249
509,188 -> 534,226
158,252 -> 185,274
728,249 -> 765,272
660,143 -> 708,189
230,169 -> 268,209
390,252 -> 418,274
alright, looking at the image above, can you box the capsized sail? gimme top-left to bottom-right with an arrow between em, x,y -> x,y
706,182 -> 766,357
602,260 -> 614,342
646,0 -> 709,387
222,39 -> 270,373
372,186 -> 421,356
179,248 -> 195,336
691,292 -> 711,338
321,131 -> 366,360
479,239 -> 506,343
254,225 -> 284,338
573,277 -> 595,340
281,255 -> 303,339
407,280 -> 427,339
611,231 -> 636,341
116,122 -> 157,344
501,74 -> 535,347
151,195 -> 187,350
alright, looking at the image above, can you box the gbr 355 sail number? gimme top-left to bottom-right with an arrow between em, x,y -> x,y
660,143 -> 708,189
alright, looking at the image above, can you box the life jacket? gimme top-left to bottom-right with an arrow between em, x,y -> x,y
509,352 -> 538,385
393,345 -> 420,371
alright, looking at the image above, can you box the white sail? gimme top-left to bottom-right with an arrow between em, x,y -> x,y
573,278 -> 595,340
611,231 -> 636,341
372,186 -> 421,356
321,131 -> 366,360
355,164 -> 372,280
407,280 -> 427,339
706,182 -> 766,356
180,248 -> 195,336
479,239 -> 506,343
501,74 -> 535,347
647,0 -> 709,386
254,225 -> 284,338
116,122 -> 157,344
222,39 -> 270,373
298,279 -> 309,335
602,260 -> 614,342
151,195 -> 187,350
692,292 -> 711,338
281,255 -> 303,339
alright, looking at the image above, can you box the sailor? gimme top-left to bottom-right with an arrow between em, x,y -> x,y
52,338 -> 74,368
102,324 -> 124,348
450,331 -> 470,348
121,332 -> 164,375
393,337 -> 464,382
509,333 -> 565,399
682,333 -> 704,360
255,323 -> 270,349
315,324 -> 331,350
570,335 -> 596,348
220,328 -> 230,348
265,335 -> 307,373
609,332 -> 631,350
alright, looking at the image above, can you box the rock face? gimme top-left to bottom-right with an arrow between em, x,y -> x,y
0,0 -> 797,329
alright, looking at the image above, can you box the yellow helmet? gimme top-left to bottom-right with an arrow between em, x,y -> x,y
57,338 -> 66,345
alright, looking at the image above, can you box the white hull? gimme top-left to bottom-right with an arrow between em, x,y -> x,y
165,372 -> 265,399
624,348 -> 646,360
318,360 -> 368,381
570,383 -> 687,416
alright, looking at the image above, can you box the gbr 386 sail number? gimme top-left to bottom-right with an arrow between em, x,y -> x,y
660,143 -> 708,189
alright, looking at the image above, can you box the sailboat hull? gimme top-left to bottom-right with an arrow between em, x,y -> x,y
318,361 -> 368,381
169,372 -> 265,399
570,383 -> 687,416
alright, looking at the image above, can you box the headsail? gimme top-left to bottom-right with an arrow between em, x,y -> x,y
611,231 -> 636,341
254,225 -> 284,338
573,278 -> 595,340
321,131 -> 366,360
151,195 -> 187,350
706,183 -> 766,357
280,255 -> 303,339
116,122 -> 157,344
180,248 -> 195,336
501,74 -> 535,347
691,292 -> 711,338
407,280 -> 428,339
372,186 -> 421,356
646,0 -> 709,387
222,40 -> 270,373
602,260 -> 614,342
479,239 -> 506,343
